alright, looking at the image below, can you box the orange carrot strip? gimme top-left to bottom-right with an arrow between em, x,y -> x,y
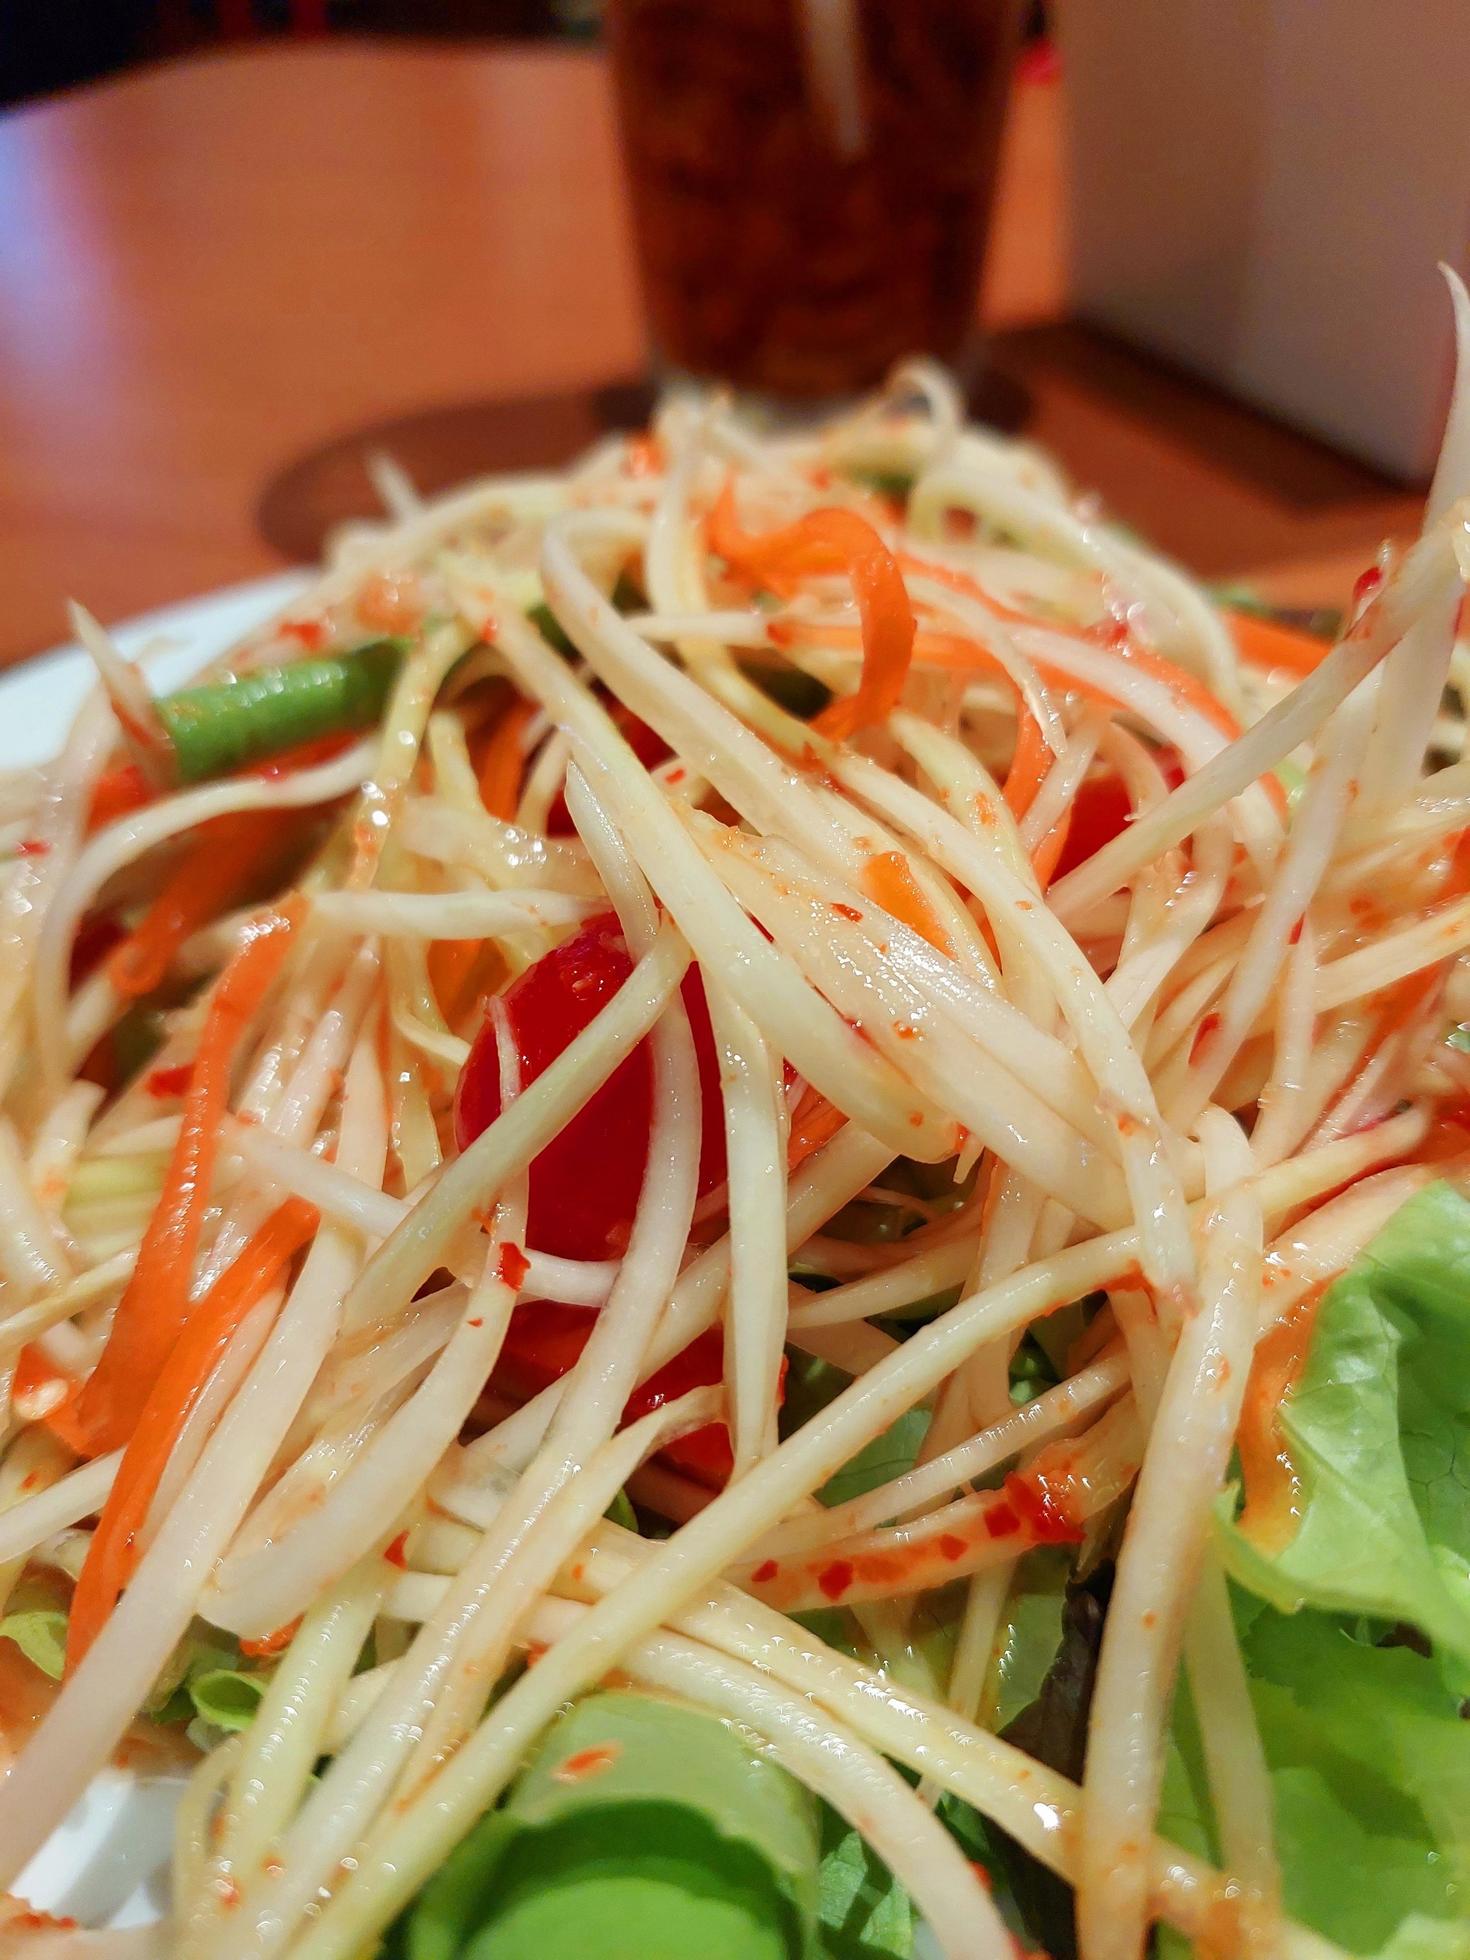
1002,705 -> 1051,821
87,762 -> 152,834
901,614 -> 1290,822
428,695 -> 538,1021
427,939 -> 481,1024
900,551 -> 1256,744
1029,815 -> 1072,892
66,1197 -> 317,1669
12,1345 -> 92,1455
1226,609 -> 1330,679
711,484 -> 915,739
67,906 -> 300,1458
787,1086 -> 848,1171
476,695 -> 538,822
240,1617 -> 303,1659
897,552 -> 1060,633
106,808 -> 300,1001
861,850 -> 954,958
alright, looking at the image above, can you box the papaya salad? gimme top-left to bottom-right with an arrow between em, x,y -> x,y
0,346 -> 1469,1960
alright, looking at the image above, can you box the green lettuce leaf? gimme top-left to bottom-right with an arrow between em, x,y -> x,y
1218,1181 -> 1470,1677
781,1353 -> 931,1510
990,1556 -> 1068,1730
1166,1597 -> 1470,1959
818,1405 -> 930,1509
402,1690 -> 821,1960
142,1623 -> 271,1734
189,1666 -> 268,1734
0,1604 -> 67,1680
817,1808 -> 913,1960
603,1488 -> 638,1532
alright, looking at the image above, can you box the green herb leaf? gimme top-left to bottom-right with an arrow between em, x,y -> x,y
1218,1181 -> 1470,1679
402,1690 -> 820,1960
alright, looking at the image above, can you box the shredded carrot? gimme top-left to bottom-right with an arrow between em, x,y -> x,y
900,551 -> 1260,738
1002,705 -> 1051,821
86,762 -> 152,833
887,580 -> 1290,822
475,694 -> 538,822
67,1197 -> 317,1669
428,939 -> 486,1025
1028,815 -> 1072,892
65,906 -> 300,1458
427,694 -> 537,1022
861,851 -> 954,958
1226,609 -> 1330,679
240,1617 -> 303,1660
106,808 -> 301,1001
787,1084 -> 848,1170
711,482 -> 915,739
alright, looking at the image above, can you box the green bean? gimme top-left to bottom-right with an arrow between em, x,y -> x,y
156,639 -> 404,783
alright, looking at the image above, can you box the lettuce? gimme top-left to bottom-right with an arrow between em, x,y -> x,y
818,1405 -> 931,1509
400,1690 -> 821,1960
0,1603 -> 67,1680
1218,1181 -> 1470,1683
188,1665 -> 268,1734
781,1352 -> 931,1510
990,1557 -> 1067,1729
1164,1598 -> 1470,1959
816,1808 -> 913,1960
0,1590 -> 272,1737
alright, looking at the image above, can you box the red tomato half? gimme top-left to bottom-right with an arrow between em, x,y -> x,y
546,708 -> 670,835
493,1304 -> 735,1485
453,911 -> 726,1261
1052,747 -> 1184,881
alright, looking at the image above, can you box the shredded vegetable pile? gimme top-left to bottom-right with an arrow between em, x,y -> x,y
1,350 -> 1469,1960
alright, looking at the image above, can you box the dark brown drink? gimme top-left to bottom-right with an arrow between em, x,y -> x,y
607,0 -> 1021,402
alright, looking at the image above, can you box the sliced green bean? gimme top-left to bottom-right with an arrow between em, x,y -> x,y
156,639 -> 404,783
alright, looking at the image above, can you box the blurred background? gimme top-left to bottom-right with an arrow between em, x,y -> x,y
0,2 -> 599,104
0,0 -> 1463,663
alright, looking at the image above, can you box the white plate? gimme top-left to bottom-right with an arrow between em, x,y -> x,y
0,570 -> 311,772
7,572 -> 307,1930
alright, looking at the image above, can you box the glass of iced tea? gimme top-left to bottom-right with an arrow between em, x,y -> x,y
606,0 -> 1022,405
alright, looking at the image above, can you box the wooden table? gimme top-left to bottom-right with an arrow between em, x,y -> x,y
0,40 -> 1425,666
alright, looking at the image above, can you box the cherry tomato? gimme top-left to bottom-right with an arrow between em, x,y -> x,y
454,912 -> 726,1261
546,707 -> 670,835
492,1304 -> 736,1485
1052,747 -> 1183,881
69,914 -> 125,989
